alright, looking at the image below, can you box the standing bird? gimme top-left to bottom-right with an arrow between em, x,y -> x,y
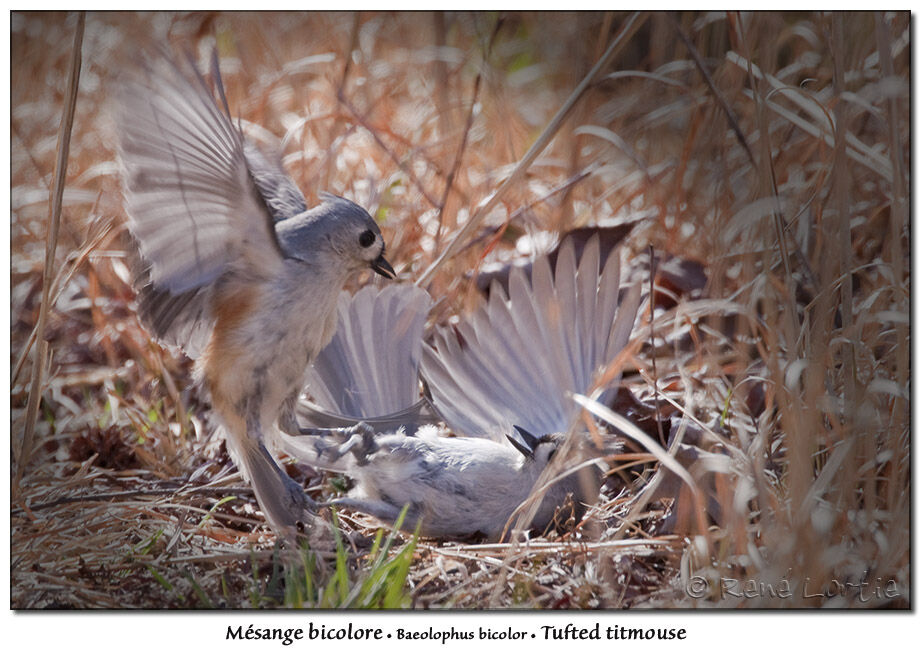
116,51 -> 395,535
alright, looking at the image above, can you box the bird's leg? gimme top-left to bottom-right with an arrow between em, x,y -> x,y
278,394 -> 378,462
298,421 -> 374,440
324,497 -> 411,528
257,441 -> 316,513
225,404 -> 317,539
277,393 -> 302,438
289,421 -> 378,464
290,419 -> 377,447
279,392 -> 374,441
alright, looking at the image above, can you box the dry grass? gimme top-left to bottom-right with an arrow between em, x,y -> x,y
10,11 -> 909,609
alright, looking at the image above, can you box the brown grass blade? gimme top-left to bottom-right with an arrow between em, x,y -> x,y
15,12 -> 85,492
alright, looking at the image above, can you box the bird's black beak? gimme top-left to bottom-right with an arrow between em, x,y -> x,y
513,425 -> 540,450
506,433 -> 534,459
371,253 -> 396,279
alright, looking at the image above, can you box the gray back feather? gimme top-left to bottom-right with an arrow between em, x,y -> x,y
243,141 -> 308,222
420,235 -> 641,442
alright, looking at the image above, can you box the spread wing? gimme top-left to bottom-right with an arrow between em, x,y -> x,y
420,235 -> 641,441
300,283 -> 434,424
117,51 -> 287,351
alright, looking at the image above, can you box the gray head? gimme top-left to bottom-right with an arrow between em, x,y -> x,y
275,194 -> 395,279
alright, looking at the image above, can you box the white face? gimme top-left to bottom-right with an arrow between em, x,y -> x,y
351,224 -> 387,266
338,222 -> 394,279
532,438 -> 560,466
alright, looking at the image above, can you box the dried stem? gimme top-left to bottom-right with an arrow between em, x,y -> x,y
15,12 -> 85,492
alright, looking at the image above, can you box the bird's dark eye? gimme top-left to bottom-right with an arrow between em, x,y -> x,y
359,230 -> 376,248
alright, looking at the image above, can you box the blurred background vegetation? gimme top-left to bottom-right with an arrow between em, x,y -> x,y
10,11 -> 909,608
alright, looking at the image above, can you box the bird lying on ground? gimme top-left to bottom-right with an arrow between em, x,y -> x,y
284,235 -> 640,539
117,50 -> 395,536
288,421 -> 571,540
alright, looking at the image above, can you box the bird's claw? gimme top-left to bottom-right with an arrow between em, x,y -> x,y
308,422 -> 377,465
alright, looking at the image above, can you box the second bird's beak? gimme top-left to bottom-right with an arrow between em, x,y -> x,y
371,253 -> 396,279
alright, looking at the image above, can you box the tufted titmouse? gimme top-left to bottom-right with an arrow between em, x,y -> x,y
117,51 -> 395,535
285,422 -> 574,540
286,235 -> 639,538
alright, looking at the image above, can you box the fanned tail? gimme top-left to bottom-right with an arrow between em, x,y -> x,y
421,234 -> 641,442
299,284 -> 434,430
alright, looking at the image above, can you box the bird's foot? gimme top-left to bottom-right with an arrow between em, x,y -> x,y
299,422 -> 377,464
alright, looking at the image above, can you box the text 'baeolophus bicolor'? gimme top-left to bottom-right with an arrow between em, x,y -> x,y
116,50 -> 396,537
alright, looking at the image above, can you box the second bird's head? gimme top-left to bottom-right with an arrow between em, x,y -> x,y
275,193 -> 396,280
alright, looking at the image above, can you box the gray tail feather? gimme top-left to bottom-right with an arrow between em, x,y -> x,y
420,234 -> 641,441
303,284 -> 432,420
